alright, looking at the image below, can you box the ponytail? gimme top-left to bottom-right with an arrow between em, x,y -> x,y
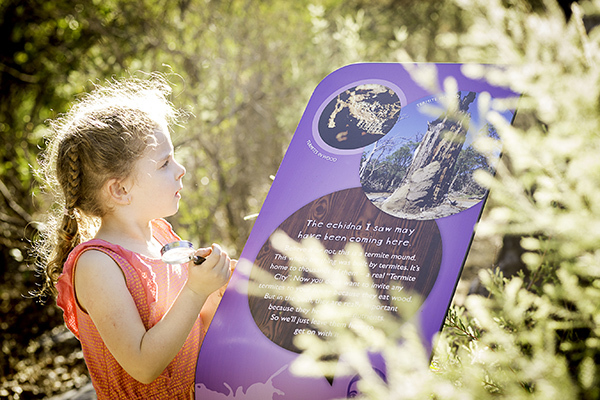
41,211 -> 80,297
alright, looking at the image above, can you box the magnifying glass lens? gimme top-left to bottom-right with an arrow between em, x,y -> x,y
161,241 -> 205,265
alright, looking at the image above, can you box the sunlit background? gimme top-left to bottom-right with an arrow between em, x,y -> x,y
1,0 -> 598,398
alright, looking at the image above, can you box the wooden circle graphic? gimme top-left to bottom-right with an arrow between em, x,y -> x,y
249,188 -> 442,353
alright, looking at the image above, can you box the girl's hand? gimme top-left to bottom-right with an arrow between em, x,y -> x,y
185,244 -> 232,299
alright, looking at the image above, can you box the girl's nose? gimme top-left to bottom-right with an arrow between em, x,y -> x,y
176,161 -> 186,180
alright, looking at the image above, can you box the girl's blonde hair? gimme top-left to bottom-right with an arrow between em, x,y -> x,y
35,74 -> 181,299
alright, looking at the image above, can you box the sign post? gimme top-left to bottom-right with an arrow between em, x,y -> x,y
194,63 -> 516,399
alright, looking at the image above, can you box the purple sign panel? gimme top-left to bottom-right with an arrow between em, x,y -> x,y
195,63 -> 515,399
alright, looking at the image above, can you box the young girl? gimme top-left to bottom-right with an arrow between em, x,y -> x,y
36,75 -> 234,399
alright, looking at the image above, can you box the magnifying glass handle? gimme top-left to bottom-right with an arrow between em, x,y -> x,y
193,255 -> 206,265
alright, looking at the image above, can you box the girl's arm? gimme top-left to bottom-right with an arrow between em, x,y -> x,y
74,244 -> 231,384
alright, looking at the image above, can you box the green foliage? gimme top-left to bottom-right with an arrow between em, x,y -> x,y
0,0 -> 390,257
253,1 -> 600,399
2,0 -> 599,398
264,235 -> 588,399
0,1 -> 400,397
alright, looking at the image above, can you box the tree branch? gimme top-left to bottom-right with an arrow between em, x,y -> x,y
0,179 -> 33,224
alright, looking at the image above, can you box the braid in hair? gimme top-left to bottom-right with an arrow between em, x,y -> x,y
61,143 -> 82,253
43,141 -> 83,297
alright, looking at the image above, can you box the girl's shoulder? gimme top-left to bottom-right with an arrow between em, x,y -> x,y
56,219 -> 180,335
56,238 -> 132,338
59,218 -> 180,289
67,238 -> 135,263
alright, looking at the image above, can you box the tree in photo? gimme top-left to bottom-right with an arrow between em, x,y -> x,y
381,91 -> 477,215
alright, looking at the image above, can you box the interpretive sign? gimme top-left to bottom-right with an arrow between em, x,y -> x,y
195,63 -> 516,399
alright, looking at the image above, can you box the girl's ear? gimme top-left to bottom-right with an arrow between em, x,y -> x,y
104,178 -> 132,206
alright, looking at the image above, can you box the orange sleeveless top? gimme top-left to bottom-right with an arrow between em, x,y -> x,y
56,219 -> 200,399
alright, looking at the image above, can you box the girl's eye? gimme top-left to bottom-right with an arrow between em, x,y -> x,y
161,159 -> 170,168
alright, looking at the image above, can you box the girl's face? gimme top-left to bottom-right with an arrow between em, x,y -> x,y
126,124 -> 186,221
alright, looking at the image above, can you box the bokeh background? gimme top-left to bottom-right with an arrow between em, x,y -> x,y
1,0 -> 595,398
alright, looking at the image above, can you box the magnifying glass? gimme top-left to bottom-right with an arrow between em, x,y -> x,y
160,240 -> 206,265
